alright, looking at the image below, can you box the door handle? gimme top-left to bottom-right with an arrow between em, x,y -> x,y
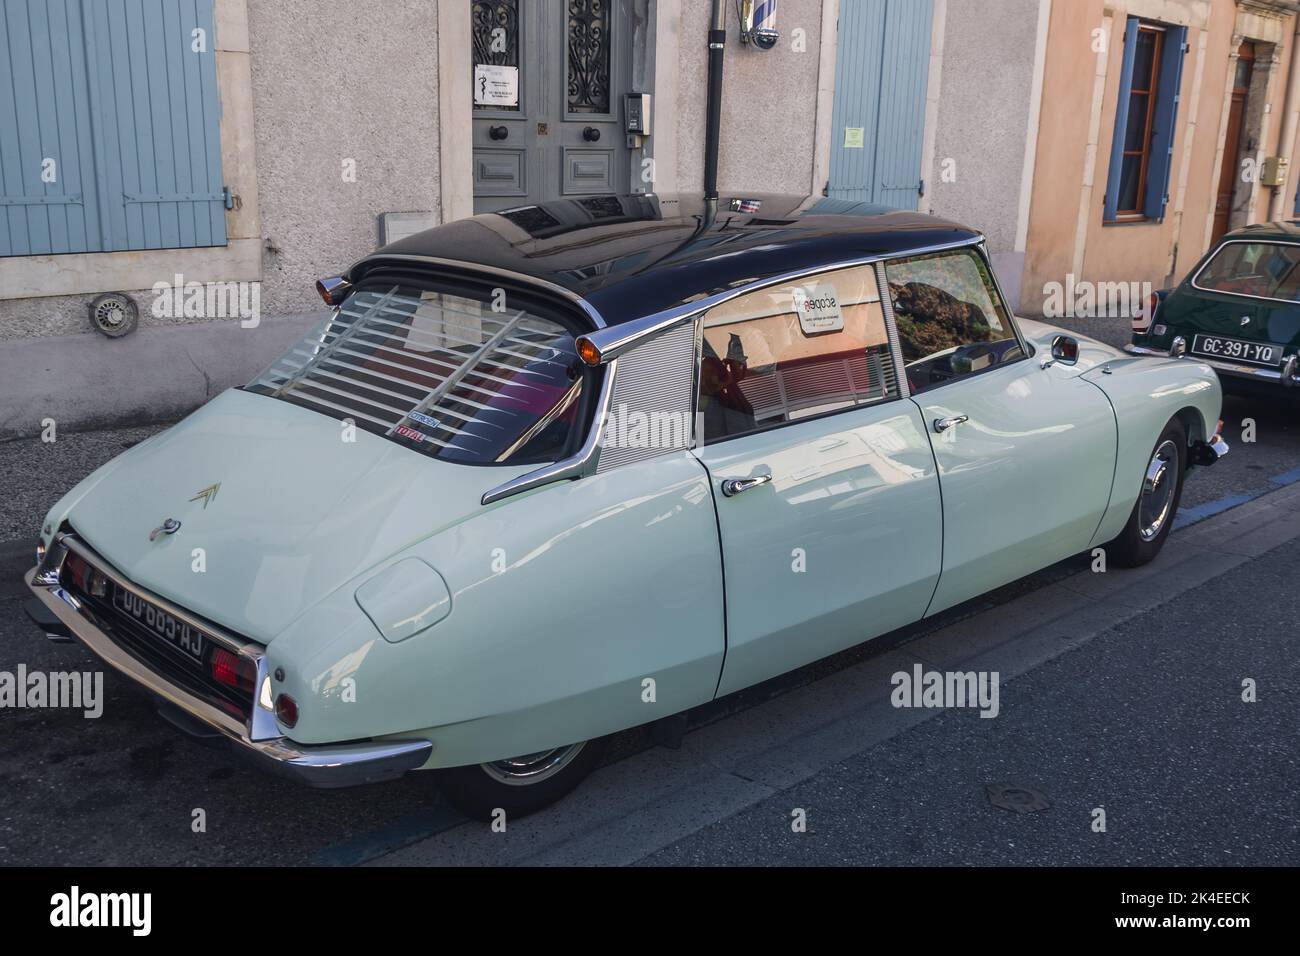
721,474 -> 772,497
933,415 -> 969,434
583,126 -> 601,142
488,125 -> 509,141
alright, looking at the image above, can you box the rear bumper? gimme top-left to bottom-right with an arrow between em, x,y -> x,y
24,549 -> 432,789
1124,343 -> 1297,385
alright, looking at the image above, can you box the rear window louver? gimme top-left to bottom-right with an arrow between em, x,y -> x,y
248,286 -> 579,457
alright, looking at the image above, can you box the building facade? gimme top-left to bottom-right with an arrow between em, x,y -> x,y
13,0 -> 1244,438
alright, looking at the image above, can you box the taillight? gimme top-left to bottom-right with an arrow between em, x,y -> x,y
211,648 -> 256,695
1133,292 -> 1159,333
275,694 -> 299,728
64,552 -> 89,592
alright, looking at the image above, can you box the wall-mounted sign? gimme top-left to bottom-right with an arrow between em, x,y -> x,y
793,282 -> 844,336
843,127 -> 865,149
474,64 -> 519,107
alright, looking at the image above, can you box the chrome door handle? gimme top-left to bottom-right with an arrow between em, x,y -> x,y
721,474 -> 772,497
933,415 -> 969,433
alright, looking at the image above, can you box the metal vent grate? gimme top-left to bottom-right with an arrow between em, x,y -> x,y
597,322 -> 698,473
249,286 -> 579,458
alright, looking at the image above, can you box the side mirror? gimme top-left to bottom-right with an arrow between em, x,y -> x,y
1044,335 -> 1080,368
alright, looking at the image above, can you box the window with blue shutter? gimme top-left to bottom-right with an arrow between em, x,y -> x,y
1104,17 -> 1187,223
0,0 -> 227,258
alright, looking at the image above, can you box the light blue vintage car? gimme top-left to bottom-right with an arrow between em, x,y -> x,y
26,195 -> 1227,818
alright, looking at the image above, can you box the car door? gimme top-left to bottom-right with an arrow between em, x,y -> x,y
884,246 -> 1118,616
691,263 -> 943,698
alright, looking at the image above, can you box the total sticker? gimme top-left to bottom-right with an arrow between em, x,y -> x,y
793,282 -> 844,335
394,424 -> 427,443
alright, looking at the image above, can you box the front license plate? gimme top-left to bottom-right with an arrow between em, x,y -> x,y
1191,334 -> 1283,367
112,585 -> 207,663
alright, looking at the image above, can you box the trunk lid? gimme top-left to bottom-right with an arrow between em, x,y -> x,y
66,389 -> 530,644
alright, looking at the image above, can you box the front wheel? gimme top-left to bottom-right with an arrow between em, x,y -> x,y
434,737 -> 607,821
1104,418 -> 1187,568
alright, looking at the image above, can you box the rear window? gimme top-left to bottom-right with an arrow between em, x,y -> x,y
1192,241 -> 1300,302
245,280 -> 587,465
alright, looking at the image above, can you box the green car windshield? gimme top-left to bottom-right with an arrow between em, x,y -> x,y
245,280 -> 586,465
1193,241 -> 1300,303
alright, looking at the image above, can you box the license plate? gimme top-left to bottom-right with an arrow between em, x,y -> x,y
112,585 -> 207,664
1191,334 -> 1283,367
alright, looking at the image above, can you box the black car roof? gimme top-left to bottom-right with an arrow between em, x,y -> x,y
1218,220 -> 1300,243
349,193 -> 983,328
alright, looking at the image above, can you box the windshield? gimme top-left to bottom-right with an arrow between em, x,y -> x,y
245,279 -> 586,465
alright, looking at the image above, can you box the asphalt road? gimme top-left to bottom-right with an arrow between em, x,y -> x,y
1,358 -> 1298,865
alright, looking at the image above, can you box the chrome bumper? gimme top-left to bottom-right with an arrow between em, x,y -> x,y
24,550 -> 432,789
1124,343 -> 1297,385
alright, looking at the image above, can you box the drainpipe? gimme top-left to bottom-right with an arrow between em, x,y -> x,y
1271,10 -> 1300,220
703,0 -> 727,218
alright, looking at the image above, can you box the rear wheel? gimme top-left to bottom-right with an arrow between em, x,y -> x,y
1105,418 -> 1187,568
435,737 -> 606,821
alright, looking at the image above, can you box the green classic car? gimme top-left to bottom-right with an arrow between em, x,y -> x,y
1128,221 -> 1300,391
26,194 -> 1227,819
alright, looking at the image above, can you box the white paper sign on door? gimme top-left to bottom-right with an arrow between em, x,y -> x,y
793,283 -> 845,335
474,64 -> 519,107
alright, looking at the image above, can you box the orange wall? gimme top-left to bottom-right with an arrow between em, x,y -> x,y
1022,0 -> 1300,316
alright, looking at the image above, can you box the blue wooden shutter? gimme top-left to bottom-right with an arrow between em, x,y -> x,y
1103,17 -> 1141,222
827,0 -> 933,210
0,0 -> 101,255
1144,25 -> 1187,221
874,0 -> 934,210
0,0 -> 226,258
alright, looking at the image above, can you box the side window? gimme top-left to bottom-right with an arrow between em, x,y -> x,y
886,249 -> 1024,396
697,264 -> 901,443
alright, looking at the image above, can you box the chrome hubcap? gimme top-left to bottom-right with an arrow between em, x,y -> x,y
481,742 -> 586,787
1138,440 -> 1178,541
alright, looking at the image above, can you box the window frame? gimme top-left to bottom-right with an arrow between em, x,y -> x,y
690,261 -> 909,447
882,245 -> 1030,396
1103,17 -> 1187,226
1115,24 -> 1166,221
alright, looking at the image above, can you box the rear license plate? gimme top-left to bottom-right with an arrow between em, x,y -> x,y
112,585 -> 207,664
1191,334 -> 1283,367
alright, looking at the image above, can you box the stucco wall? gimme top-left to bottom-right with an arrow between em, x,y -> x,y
247,0 -> 442,316
676,0 -> 825,196
928,0 -> 1043,255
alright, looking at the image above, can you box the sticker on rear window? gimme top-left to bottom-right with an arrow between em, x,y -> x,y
394,424 -> 428,444
407,411 -> 441,430
793,282 -> 845,336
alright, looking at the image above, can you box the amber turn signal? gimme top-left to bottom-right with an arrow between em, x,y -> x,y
316,276 -> 352,307
576,337 -> 602,366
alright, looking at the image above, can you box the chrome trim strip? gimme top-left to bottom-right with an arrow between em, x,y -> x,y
874,260 -> 911,400
24,566 -> 432,788
582,236 -> 986,362
972,241 -> 1032,362
1123,343 -> 1295,382
1189,238 -> 1300,307
480,357 -> 620,505
346,253 -> 609,330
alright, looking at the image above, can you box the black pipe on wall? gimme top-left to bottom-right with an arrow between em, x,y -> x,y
703,0 -> 726,215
